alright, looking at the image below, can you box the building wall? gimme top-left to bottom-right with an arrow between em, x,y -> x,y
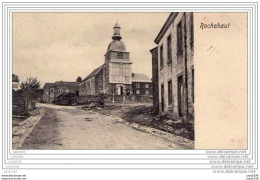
54,84 -> 79,98
132,82 -> 152,96
104,64 -> 110,94
79,78 -> 95,96
157,12 -> 194,120
110,51 -> 129,60
79,69 -> 104,96
43,85 -> 55,103
43,83 -> 79,103
106,83 -> 132,96
79,81 -> 88,96
94,68 -> 104,95
150,47 -> 159,114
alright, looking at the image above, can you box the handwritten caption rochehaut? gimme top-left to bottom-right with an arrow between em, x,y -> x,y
200,22 -> 231,30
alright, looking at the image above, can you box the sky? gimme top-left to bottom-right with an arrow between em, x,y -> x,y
13,12 -> 169,87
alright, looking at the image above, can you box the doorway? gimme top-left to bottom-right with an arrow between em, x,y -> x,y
118,86 -> 124,95
161,84 -> 164,112
178,75 -> 184,116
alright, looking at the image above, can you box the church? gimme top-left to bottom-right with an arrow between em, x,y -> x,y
79,23 -> 152,98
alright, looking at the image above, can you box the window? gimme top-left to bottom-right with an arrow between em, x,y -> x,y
160,45 -> 164,68
167,35 -> 172,63
145,90 -> 149,95
192,69 -> 194,103
89,81 -> 92,89
60,89 -> 63,93
136,89 -> 140,95
168,80 -> 172,105
136,83 -> 140,88
190,13 -> 194,50
168,62 -> 172,74
145,84 -> 149,88
117,52 -> 123,59
161,84 -> 164,112
177,21 -> 183,56
50,88 -> 54,93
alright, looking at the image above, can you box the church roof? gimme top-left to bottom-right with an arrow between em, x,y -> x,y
107,40 -> 126,53
82,65 -> 104,82
54,81 -> 79,87
132,73 -> 152,83
43,83 -> 55,89
43,82 -> 79,89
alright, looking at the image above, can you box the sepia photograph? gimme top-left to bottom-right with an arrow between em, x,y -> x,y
12,12 -> 195,150
2,1 -> 257,180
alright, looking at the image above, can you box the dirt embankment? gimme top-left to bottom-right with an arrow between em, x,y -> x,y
90,104 -> 194,141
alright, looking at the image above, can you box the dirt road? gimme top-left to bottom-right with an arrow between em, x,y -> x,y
20,103 -> 190,150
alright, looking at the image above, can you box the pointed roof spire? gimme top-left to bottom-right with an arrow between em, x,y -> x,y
112,22 -> 122,40
114,22 -> 121,29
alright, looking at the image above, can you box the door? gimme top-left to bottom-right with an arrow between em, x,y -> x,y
161,84 -> 164,112
118,86 -> 124,95
178,75 -> 184,116
50,88 -> 55,103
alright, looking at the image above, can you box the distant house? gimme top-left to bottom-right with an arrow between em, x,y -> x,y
12,74 -> 19,91
43,81 -> 79,103
132,73 -> 152,96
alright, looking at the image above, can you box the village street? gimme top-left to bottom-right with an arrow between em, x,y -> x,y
15,103 -> 191,150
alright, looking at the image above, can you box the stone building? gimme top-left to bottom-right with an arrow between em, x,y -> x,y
79,23 -> 152,99
132,73 -> 152,96
12,74 -> 19,91
43,81 -> 79,103
153,12 -> 194,121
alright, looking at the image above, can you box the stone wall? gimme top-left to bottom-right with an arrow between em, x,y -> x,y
105,95 -> 152,103
77,95 -> 104,105
43,82 -> 79,103
103,64 -> 110,94
77,94 -> 152,105
94,68 -> 104,95
79,78 -> 94,96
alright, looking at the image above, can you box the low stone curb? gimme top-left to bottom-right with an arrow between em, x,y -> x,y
12,108 -> 45,149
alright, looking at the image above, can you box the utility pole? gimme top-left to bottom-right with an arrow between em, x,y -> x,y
112,88 -> 115,103
184,12 -> 189,123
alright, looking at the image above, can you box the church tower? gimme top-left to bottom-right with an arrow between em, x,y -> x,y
103,23 -> 132,95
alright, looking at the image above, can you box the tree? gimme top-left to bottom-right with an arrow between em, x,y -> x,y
20,77 -> 40,90
20,77 -> 41,111
76,76 -> 82,83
